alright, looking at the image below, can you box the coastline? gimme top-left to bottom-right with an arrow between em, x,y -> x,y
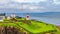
57,26 -> 60,30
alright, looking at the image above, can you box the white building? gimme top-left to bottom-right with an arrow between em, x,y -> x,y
7,13 -> 16,19
10,14 -> 16,18
7,16 -> 11,19
0,13 -> 5,21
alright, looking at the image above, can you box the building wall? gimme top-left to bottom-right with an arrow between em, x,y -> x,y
0,16 -> 4,21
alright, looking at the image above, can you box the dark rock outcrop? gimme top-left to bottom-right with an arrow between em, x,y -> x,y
0,26 -> 21,34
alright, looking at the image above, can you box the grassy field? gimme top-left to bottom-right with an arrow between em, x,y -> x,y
0,18 -> 57,34
17,20 -> 56,33
55,27 -> 60,34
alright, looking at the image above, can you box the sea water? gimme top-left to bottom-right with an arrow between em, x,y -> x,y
6,13 -> 60,26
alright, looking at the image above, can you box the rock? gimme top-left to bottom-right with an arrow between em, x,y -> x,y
0,26 -> 5,34
0,26 -> 21,34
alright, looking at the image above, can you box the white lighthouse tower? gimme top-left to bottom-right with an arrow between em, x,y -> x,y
26,13 -> 30,20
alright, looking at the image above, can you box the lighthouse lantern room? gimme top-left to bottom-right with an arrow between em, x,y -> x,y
26,13 -> 30,20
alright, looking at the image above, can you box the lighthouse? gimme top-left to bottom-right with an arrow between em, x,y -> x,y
26,13 -> 30,20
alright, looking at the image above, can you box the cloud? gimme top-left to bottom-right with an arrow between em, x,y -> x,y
53,0 -> 60,4
0,0 -> 10,4
13,0 -> 25,2
13,0 -> 47,3
21,4 -> 46,11
0,0 -> 60,13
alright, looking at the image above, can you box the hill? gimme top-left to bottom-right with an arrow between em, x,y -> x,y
0,18 -> 57,34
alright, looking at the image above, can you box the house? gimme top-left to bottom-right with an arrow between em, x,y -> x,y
0,13 -> 5,21
10,14 -> 16,18
7,16 -> 11,19
7,13 -> 16,19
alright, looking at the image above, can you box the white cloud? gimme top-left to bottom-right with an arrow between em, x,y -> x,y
13,0 -> 32,3
0,0 -> 60,12
29,6 -> 45,10
22,5 -> 28,9
20,4 -> 46,11
53,0 -> 60,4
0,0 -> 10,4
29,6 -> 38,10
13,0 -> 25,2
13,0 -> 47,3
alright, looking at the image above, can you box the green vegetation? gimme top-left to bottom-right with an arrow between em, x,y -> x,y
55,27 -> 60,34
0,18 -> 58,34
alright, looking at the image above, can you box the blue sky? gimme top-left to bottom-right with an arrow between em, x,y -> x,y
0,0 -> 60,13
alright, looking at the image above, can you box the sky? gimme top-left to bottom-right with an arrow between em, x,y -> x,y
0,0 -> 60,13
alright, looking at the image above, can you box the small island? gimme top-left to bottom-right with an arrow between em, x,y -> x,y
0,13 -> 59,34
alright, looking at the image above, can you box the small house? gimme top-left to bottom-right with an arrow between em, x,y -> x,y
0,13 -> 5,21
7,13 -> 16,20
10,14 -> 16,18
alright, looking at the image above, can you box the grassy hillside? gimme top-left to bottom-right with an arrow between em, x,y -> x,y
0,18 -> 57,34
55,27 -> 60,34
17,20 -> 56,33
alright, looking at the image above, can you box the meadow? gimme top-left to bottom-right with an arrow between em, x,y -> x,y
0,18 -> 58,34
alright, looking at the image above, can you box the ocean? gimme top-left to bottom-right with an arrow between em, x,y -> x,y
6,13 -> 60,26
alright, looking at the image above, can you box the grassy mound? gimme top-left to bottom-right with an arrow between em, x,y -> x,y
0,18 -> 57,34
16,20 -> 57,33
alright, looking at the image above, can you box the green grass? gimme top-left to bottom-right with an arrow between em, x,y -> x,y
55,28 -> 60,34
0,18 -> 57,34
16,20 -> 57,33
